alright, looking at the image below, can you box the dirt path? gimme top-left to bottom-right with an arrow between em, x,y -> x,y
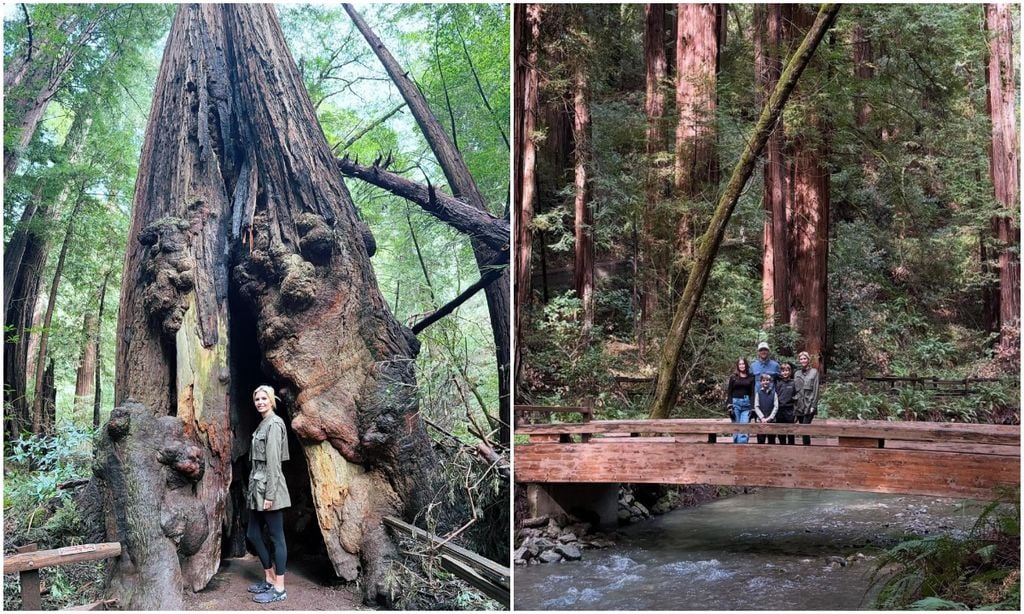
185,554 -> 366,611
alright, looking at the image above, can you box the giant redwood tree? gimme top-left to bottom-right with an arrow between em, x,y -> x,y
985,3 -> 1020,349
96,5 -> 440,608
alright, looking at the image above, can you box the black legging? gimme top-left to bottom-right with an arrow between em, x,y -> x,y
797,413 -> 814,445
247,509 -> 287,575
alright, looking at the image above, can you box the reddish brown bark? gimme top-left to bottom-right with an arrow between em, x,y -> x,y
783,5 -> 831,366
100,6 -> 440,608
674,3 -> 720,260
74,311 -> 99,411
516,4 -> 542,381
640,3 -> 670,344
985,4 -> 1020,341
756,4 -> 790,328
572,61 -> 595,336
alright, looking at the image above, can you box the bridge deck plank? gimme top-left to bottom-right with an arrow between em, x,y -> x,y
515,441 -> 1019,500
517,419 -> 1019,446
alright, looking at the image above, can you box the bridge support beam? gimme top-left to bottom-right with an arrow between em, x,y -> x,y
527,483 -> 619,528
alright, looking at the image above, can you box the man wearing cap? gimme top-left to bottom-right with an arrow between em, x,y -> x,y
751,341 -> 781,384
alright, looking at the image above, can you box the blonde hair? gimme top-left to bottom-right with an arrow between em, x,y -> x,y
798,351 -> 811,362
253,385 -> 278,410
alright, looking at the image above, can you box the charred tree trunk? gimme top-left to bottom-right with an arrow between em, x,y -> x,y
96,5 -> 442,608
572,60 -> 595,337
515,4 -> 542,383
674,3 -> 721,264
985,3 -> 1020,346
345,4 -> 510,446
756,4 -> 791,329
39,359 -> 56,436
649,4 -> 840,419
783,4 -> 831,366
640,3 -> 669,348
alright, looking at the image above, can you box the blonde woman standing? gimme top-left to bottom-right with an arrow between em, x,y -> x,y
794,352 -> 820,446
246,385 -> 291,604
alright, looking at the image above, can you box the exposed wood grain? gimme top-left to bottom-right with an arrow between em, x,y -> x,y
515,441 -> 1018,500
4,542 -> 121,574
516,418 -> 1020,447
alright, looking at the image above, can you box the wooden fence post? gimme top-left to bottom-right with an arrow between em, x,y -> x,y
16,544 -> 41,610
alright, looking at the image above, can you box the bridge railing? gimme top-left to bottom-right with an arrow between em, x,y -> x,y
515,417 -> 1020,452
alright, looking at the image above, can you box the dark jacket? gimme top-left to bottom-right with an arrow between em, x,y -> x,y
794,367 -> 820,417
774,378 -> 797,421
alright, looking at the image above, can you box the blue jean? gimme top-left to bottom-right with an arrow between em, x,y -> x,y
731,397 -> 751,443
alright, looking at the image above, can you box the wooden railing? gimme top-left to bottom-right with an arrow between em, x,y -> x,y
384,516 -> 509,607
3,542 -> 121,610
515,419 -> 1020,500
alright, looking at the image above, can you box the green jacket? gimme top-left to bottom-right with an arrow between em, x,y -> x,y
248,413 -> 291,511
794,367 -> 820,417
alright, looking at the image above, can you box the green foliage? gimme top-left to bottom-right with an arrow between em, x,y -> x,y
871,488 -> 1021,610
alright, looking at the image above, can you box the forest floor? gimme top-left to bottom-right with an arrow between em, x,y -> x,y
184,554 -> 366,611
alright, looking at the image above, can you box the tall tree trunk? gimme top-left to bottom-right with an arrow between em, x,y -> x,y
985,3 -> 1020,346
515,4 -> 542,384
674,3 -> 721,264
345,4 -> 511,446
3,186 -> 42,315
756,4 -> 791,329
93,267 -> 113,429
572,60 -> 595,337
640,3 -> 669,349
649,4 -> 840,419
783,4 -> 831,367
97,6 -> 441,608
31,194 -> 86,434
39,359 -> 56,436
74,311 -> 99,412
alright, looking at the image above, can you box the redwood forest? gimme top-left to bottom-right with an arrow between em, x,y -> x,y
4,3 -> 509,610
514,3 -> 1019,610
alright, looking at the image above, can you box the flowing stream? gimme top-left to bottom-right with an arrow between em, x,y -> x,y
514,489 -> 982,610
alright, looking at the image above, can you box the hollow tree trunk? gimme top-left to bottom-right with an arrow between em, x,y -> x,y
572,59 -> 595,337
345,4 -> 511,446
96,5 -> 440,609
755,4 -> 791,329
640,3 -> 669,348
515,4 -> 541,384
649,4 -> 840,420
985,3 -> 1020,344
674,3 -> 721,264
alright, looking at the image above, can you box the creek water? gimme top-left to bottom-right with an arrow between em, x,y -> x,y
514,488 -> 982,610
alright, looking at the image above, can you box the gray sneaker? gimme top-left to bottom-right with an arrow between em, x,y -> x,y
253,588 -> 287,604
247,581 -> 273,594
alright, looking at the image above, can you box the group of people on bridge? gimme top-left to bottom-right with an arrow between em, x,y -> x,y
725,342 -> 820,445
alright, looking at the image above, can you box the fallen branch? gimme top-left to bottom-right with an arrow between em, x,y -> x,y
337,156 -> 508,252
411,253 -> 508,334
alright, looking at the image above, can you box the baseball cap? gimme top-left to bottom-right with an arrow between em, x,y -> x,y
757,342 -> 770,351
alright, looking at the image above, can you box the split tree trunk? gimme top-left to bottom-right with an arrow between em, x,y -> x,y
648,4 -> 840,419
96,5 -> 441,609
93,268 -> 113,428
571,59 -> 595,337
515,4 -> 541,384
345,4 -> 511,446
674,3 -> 721,263
755,4 -> 791,329
985,3 -> 1020,345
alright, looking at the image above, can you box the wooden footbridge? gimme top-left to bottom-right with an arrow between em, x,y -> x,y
515,408 -> 1019,501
